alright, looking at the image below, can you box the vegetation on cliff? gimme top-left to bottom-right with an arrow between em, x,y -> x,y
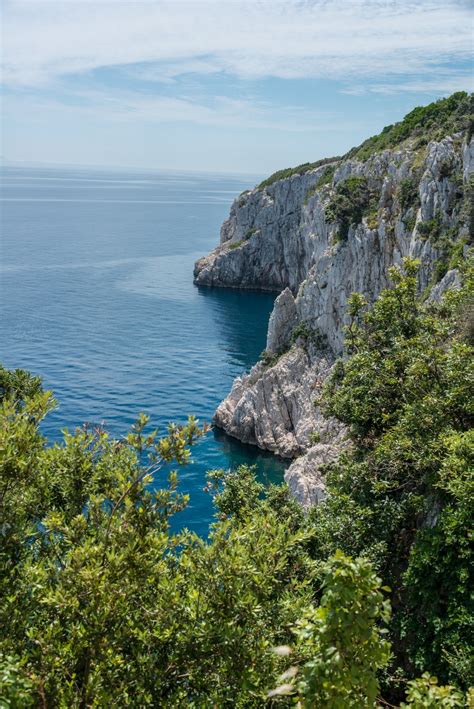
346,91 -> 473,161
255,92 -> 472,192
1,258 -> 472,706
256,156 -> 341,190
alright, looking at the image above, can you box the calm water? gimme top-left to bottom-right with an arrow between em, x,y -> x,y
0,165 -> 287,535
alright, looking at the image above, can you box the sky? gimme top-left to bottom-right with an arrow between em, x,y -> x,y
1,0 -> 473,175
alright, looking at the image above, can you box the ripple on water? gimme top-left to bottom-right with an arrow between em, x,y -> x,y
0,165 -> 288,536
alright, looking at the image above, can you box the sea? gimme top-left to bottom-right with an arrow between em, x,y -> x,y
0,165 -> 288,536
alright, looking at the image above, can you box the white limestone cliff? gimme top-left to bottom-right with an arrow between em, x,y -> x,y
195,131 -> 472,508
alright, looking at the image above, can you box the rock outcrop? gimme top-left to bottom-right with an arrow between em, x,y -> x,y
266,289 -> 297,354
195,100 -> 473,508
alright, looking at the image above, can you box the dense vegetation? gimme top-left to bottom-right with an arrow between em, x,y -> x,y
1,259 -> 472,706
345,92 -> 473,161
255,92 -> 472,192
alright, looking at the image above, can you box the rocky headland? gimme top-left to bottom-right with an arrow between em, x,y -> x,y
194,93 -> 473,508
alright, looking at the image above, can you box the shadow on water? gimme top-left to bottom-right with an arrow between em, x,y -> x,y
195,284 -> 280,370
1,165 -> 290,537
212,427 -> 290,486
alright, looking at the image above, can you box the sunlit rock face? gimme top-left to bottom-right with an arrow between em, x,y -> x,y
195,133 -> 472,508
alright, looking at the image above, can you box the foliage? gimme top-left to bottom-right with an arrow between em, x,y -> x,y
401,429 -> 474,686
313,257 -> 474,695
308,431 -> 321,445
257,156 -> 341,190
2,253 -> 473,704
318,164 -> 336,188
400,674 -> 472,708
0,365 -> 43,405
0,383 -> 318,706
417,212 -> 444,241
305,166 -> 336,203
398,178 -> 420,212
260,349 -> 284,367
0,654 -> 35,708
346,92 -> 473,161
325,176 -> 376,241
237,190 -> 251,207
291,322 -> 328,350
415,208 -> 469,284
228,239 -> 245,249
293,551 -> 391,708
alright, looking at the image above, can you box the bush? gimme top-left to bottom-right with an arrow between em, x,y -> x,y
401,674 -> 471,708
398,178 -> 420,211
314,258 -> 474,693
291,322 -> 328,350
0,387 -> 317,706
271,552 -> 391,707
346,92 -> 473,161
257,156 -> 341,190
325,176 -> 376,241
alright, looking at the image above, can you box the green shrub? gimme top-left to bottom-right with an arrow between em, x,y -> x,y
304,166 -> 337,205
346,92 -> 473,161
257,156 -> 341,190
401,674 -> 471,708
272,552 -> 391,707
417,212 -> 443,241
314,258 -> 474,692
438,159 -> 455,179
398,178 -> 420,211
259,349 -> 282,367
237,190 -> 251,207
291,322 -> 328,349
404,215 -> 416,232
326,176 -> 376,241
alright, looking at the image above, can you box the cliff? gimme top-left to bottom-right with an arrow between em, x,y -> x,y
194,92 -> 473,507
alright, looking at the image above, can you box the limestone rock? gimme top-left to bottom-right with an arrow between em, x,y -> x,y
196,132 -> 473,509
284,441 -> 348,510
214,345 -> 345,459
266,288 -> 297,354
428,268 -> 462,302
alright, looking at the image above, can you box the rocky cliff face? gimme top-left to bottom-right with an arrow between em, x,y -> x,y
195,114 -> 473,508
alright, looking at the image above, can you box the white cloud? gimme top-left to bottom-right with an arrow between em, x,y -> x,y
2,0 -> 472,87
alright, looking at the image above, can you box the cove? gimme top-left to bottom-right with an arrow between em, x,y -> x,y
0,165 -> 288,536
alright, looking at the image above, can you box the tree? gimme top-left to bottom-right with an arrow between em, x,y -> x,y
311,257 -> 473,692
0,380 -> 315,706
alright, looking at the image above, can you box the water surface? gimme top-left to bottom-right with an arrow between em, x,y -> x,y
0,165 -> 287,535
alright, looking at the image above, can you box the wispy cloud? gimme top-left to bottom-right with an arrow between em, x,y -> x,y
3,86 -> 358,134
342,72 -> 474,96
2,0 -> 472,171
2,0 -> 472,87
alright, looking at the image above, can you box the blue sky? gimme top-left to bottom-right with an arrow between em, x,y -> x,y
2,0 -> 473,175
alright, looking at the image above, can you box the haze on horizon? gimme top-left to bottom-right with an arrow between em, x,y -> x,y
1,0 -> 473,175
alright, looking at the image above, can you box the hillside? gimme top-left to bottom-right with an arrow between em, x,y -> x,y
194,91 -> 473,505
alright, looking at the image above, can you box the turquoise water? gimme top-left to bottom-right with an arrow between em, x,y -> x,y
0,165 -> 288,535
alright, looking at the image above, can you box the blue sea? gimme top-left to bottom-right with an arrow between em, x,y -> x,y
0,165 -> 287,535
